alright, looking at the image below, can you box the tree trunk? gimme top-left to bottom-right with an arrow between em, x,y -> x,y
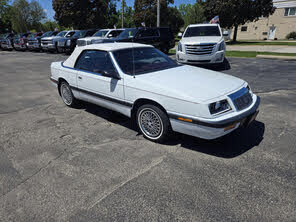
233,24 -> 238,42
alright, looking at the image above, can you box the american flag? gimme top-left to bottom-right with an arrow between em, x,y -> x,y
210,16 -> 220,24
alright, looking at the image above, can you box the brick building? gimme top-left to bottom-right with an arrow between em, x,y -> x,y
234,0 -> 296,40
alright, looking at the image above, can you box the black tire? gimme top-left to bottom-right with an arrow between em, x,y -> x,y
136,104 -> 171,143
59,81 -> 77,107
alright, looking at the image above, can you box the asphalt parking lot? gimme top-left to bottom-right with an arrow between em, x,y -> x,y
0,50 -> 296,221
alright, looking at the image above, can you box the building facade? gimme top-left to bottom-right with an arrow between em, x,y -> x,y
235,0 -> 296,40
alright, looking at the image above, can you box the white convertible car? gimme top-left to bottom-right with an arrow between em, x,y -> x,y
50,43 -> 260,142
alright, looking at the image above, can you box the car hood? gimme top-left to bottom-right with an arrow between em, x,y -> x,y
181,36 -> 223,44
132,65 -> 245,103
79,36 -> 106,41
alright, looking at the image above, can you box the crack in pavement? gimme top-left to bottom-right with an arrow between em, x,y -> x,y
255,88 -> 296,95
0,148 -> 67,200
87,156 -> 165,209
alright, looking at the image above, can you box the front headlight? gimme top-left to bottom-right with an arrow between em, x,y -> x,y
246,85 -> 253,96
218,41 -> 225,51
209,99 -> 231,115
178,42 -> 182,52
66,39 -> 71,46
91,39 -> 103,44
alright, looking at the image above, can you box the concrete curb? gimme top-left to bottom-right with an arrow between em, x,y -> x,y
256,55 -> 296,60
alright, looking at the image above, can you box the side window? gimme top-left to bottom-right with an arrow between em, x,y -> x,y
67,31 -> 75,37
75,50 -> 118,77
139,29 -> 159,38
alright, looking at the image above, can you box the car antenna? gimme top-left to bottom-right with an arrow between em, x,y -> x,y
132,32 -> 136,79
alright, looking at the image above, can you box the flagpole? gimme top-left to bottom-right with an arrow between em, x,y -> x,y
121,0 -> 124,28
157,0 -> 160,27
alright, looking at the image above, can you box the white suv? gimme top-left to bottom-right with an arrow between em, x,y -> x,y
177,24 -> 226,65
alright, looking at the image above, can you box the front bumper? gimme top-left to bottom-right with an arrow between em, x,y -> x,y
14,44 -> 27,50
41,43 -> 55,51
169,95 -> 260,140
177,50 -> 225,64
28,43 -> 41,50
1,43 -> 13,49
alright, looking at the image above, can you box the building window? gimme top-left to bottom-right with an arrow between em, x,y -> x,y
241,26 -> 248,32
284,7 -> 296,16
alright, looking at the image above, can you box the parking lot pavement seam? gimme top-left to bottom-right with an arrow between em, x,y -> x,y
87,156 -> 165,210
0,148 -> 67,200
255,89 -> 296,95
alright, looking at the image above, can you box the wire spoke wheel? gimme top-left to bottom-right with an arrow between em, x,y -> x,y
138,108 -> 163,139
61,83 -> 73,106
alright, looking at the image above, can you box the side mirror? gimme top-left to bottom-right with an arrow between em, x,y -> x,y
177,32 -> 183,38
107,34 -> 113,38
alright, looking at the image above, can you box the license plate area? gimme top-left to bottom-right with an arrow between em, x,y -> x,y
241,111 -> 259,127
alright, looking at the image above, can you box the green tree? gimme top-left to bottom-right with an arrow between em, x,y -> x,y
29,1 -> 46,31
11,0 -> 46,33
106,1 -> 119,28
0,0 -> 12,33
11,0 -> 31,32
133,0 -> 174,27
116,0 -> 135,28
203,0 -> 275,42
179,2 -> 205,29
52,0 -> 117,29
167,6 -> 184,34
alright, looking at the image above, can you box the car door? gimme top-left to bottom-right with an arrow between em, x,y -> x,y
75,50 -> 126,113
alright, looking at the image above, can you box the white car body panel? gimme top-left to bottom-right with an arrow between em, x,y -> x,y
50,43 -> 260,140
177,24 -> 226,65
77,29 -> 124,47
41,31 -> 72,50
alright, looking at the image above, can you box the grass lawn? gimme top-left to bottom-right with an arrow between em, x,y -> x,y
226,51 -> 296,58
168,49 -> 296,58
226,41 -> 296,46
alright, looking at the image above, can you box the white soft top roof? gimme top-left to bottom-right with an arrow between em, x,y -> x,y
63,43 -> 153,68
188,24 -> 220,27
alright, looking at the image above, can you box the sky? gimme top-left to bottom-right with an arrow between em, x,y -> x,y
26,0 -> 196,21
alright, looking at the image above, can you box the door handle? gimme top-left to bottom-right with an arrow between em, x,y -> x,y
78,76 -> 82,80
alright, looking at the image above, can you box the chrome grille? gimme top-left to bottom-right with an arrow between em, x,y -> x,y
28,40 -> 38,45
41,39 -> 52,45
233,92 -> 253,111
185,43 -> 216,55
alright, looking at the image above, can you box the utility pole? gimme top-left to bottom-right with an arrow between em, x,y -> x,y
121,0 -> 124,28
157,0 -> 160,27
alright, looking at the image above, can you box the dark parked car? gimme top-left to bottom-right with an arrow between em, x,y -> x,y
14,33 -> 31,51
57,29 -> 97,54
56,30 -> 81,53
0,33 -> 15,50
27,32 -> 46,51
91,27 -> 175,54
28,31 -> 59,52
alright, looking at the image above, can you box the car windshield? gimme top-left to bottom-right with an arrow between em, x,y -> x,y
94,30 -> 109,37
57,31 -> 67,37
28,33 -> 36,38
14,34 -> 21,38
73,31 -> 87,38
113,47 -> 179,75
118,28 -> 138,39
41,31 -> 52,37
184,26 -> 221,37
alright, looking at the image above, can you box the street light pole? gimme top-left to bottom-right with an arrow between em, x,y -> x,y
157,0 -> 160,27
121,0 -> 124,28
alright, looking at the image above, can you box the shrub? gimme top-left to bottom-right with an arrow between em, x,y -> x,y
286,32 -> 296,39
